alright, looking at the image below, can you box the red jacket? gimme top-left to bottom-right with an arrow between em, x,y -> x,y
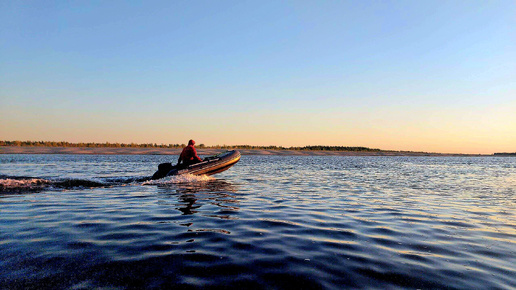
178,145 -> 202,165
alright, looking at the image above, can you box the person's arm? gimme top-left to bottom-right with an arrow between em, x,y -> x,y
192,147 -> 203,162
177,149 -> 184,165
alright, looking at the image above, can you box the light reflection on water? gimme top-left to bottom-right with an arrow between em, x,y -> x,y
0,154 -> 515,289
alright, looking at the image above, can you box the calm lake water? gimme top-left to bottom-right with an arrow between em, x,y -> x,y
1,154 -> 515,289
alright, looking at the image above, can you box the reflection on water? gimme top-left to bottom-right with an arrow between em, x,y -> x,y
157,179 -> 240,217
177,193 -> 200,215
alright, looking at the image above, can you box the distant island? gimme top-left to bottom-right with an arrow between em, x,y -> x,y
0,140 -> 491,156
493,152 -> 516,156
0,140 -> 381,152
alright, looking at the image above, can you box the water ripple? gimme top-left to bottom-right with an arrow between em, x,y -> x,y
1,155 -> 515,288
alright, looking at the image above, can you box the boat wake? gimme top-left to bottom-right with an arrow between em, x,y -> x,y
0,177 -> 51,192
0,174 -> 215,193
142,174 -> 215,185
0,175 -> 109,193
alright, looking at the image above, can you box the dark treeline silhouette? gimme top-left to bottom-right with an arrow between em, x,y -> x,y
1,140 -> 382,152
494,152 -> 516,156
299,146 -> 381,152
227,145 -> 381,152
0,140 -> 184,148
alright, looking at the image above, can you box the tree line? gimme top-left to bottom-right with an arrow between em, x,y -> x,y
1,140 -> 382,152
0,140 -> 184,148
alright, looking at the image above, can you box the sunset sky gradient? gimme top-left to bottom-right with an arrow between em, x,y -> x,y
1,1 -> 515,154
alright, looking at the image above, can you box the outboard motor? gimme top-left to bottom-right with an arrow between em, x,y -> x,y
151,162 -> 175,180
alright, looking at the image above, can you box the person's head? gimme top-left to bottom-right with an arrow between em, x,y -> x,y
188,139 -> 195,146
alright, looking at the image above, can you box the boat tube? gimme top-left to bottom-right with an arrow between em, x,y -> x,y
151,150 -> 241,180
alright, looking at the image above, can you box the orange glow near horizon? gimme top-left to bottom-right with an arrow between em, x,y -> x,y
1,100 -> 515,155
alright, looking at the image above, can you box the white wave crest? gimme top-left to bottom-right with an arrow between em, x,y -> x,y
0,178 -> 50,189
142,174 -> 215,185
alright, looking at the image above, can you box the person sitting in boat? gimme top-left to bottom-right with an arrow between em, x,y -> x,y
177,139 -> 203,167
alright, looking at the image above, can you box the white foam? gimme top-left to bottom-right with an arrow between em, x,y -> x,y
0,178 -> 50,189
142,174 -> 215,185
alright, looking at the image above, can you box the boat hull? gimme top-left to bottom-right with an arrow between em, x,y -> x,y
151,150 -> 241,179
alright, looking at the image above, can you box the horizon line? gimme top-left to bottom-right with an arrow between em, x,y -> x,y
2,140 -> 511,155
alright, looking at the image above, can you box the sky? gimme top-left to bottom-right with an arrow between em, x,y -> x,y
1,0 -> 515,154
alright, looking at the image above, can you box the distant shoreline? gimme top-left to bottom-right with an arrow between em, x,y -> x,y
0,146 -> 487,156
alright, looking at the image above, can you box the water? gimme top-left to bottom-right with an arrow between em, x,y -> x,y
1,154 -> 515,289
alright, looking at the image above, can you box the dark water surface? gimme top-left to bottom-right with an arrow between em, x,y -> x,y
1,154 -> 515,289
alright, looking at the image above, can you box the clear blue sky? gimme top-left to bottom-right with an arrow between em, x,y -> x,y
1,0 -> 515,153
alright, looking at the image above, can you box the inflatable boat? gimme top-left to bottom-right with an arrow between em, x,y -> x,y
151,150 -> 241,180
